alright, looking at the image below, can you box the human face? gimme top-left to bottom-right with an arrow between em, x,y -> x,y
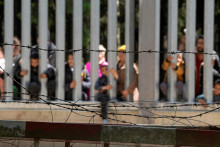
68,54 -> 74,67
99,51 -> 105,61
196,38 -> 204,52
101,66 -> 108,76
181,35 -> 186,45
118,52 -> 125,63
177,54 -> 183,63
31,59 -> 39,68
0,50 -> 4,59
214,84 -> 220,96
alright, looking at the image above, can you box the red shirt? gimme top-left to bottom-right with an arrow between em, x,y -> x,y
195,54 -> 204,96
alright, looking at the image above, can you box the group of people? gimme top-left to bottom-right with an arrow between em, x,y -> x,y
160,35 -> 220,106
0,36 -> 139,123
95,45 -> 138,123
1,33 -> 219,122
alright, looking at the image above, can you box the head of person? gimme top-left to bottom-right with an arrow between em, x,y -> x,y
181,34 -> 186,45
196,36 -> 204,52
67,52 -> 74,67
100,65 -> 108,76
117,45 -> 126,63
214,79 -> 220,96
13,36 -> 21,57
30,53 -> 39,68
178,34 -> 186,52
177,53 -> 183,63
98,45 -> 106,62
0,47 -> 4,59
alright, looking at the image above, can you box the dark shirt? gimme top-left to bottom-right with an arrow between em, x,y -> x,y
31,42 -> 56,67
30,66 -> 40,84
95,75 -> 109,101
65,63 -> 90,100
199,54 -> 220,94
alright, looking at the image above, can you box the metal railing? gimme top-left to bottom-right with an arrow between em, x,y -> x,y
3,0 -> 216,103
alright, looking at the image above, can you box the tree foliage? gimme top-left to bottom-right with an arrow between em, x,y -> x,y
0,0 -> 220,56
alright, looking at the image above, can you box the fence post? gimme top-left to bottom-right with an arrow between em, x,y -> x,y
108,0 -> 117,99
4,0 -> 14,100
39,0 -> 48,100
65,142 -> 70,147
139,0 -> 160,102
185,0 -> 196,103
204,0 -> 214,103
167,0 -> 178,102
125,0 -> 135,102
34,139 -> 40,147
90,0 -> 100,101
56,0 -> 65,100
73,0 -> 83,101
21,0 -> 31,100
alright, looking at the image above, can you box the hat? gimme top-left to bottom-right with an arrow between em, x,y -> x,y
99,45 -> 106,52
118,45 -> 126,52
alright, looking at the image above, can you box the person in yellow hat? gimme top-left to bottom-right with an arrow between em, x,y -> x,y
109,45 -> 138,101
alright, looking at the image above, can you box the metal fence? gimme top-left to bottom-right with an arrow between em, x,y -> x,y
3,0 -> 135,101
3,0 -> 216,103
139,0 -> 215,103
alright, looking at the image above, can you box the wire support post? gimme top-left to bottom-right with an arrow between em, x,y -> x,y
34,139 -> 39,147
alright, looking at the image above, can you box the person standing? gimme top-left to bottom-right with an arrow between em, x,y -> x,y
109,45 -> 138,101
195,36 -> 204,97
0,47 -> 5,99
95,65 -> 112,124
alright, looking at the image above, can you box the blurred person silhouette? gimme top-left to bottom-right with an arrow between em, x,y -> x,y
85,45 -> 108,100
15,53 -> 56,100
65,52 -> 90,101
13,37 -> 22,99
160,53 -> 185,101
109,45 -> 138,101
95,65 -> 112,124
0,47 -> 5,99
196,79 -> 220,108
30,31 -> 57,99
195,36 -> 204,97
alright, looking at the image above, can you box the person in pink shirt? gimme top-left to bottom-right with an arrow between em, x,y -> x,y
85,45 -> 108,101
85,45 -> 108,77
0,47 -> 5,99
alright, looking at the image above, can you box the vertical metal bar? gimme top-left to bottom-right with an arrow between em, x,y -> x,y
65,142 -> 70,147
56,0 -> 65,100
139,0 -> 160,102
186,0 -> 196,103
21,0 -> 31,100
125,0 -> 135,102
90,0 -> 100,101
34,139 -> 39,147
108,0 -> 117,99
39,0 -> 48,99
167,0 -> 178,102
4,0 -> 14,100
204,0 -> 214,103
104,143 -> 110,147
73,0 -> 83,100
154,0 -> 160,102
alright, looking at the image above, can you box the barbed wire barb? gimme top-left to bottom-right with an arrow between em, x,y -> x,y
0,42 -> 218,55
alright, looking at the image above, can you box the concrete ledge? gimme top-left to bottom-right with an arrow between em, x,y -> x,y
0,102 -> 144,124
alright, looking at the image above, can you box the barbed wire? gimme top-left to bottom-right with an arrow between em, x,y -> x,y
0,42 -> 218,55
0,67 -> 219,127
0,94 -> 219,125
0,139 -> 19,147
0,66 -> 138,125
2,91 -> 220,110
